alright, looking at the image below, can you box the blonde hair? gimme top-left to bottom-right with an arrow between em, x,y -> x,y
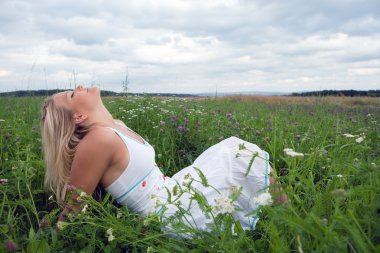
41,97 -> 89,204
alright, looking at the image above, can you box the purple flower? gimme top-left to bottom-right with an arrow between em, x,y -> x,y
226,113 -> 232,118
211,111 -> 216,116
66,184 -> 76,192
6,240 -> 17,252
39,217 -> 50,229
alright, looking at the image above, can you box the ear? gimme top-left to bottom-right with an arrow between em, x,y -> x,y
73,113 -> 88,124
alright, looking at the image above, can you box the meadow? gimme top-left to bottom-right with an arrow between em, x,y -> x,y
0,94 -> 379,252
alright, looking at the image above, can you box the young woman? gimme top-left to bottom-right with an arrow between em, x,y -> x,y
41,85 -> 286,232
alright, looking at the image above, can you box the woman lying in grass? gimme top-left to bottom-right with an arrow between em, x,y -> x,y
40,85 -> 286,235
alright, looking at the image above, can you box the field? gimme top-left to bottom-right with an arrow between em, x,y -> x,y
0,95 -> 379,252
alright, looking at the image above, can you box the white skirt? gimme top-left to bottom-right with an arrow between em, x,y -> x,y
157,136 -> 271,232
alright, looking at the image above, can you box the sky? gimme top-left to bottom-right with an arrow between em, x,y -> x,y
0,0 -> 379,94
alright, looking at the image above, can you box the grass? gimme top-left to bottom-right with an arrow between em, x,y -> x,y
0,95 -> 379,252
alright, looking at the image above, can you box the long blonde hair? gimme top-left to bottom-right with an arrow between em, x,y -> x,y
41,97 -> 89,204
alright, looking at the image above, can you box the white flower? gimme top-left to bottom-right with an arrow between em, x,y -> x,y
56,221 -> 68,230
106,228 -> 115,242
81,204 -> 88,213
336,174 -> 343,178
108,234 -> 115,242
106,228 -> 113,235
342,134 -> 355,138
284,148 -> 304,157
0,178 -> 8,184
80,191 -> 87,197
116,212 -> 122,219
253,193 -> 273,206
212,195 -> 235,215
0,119 -> 5,122
355,137 -> 364,143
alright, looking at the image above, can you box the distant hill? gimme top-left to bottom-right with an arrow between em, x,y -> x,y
291,90 -> 380,97
1,89 -> 379,97
195,91 -> 290,96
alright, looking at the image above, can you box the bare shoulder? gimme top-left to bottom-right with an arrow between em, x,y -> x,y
77,127 -> 118,153
114,119 -> 126,126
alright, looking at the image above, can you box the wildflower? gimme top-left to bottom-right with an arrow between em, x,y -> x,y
116,212 -> 123,219
253,192 -> 273,206
371,162 -> 376,167
226,113 -> 232,118
5,240 -> 17,252
0,119 -> 5,122
182,173 -> 193,187
0,178 -> 8,185
147,246 -> 154,253
56,221 -> 68,230
66,184 -> 76,192
212,195 -> 235,215
336,174 -> 343,178
81,204 -> 88,213
106,228 -> 115,242
342,134 -> 355,138
108,234 -> 115,242
355,137 -> 364,143
320,218 -> 328,225
39,217 -> 50,229
284,148 -> 304,157
80,191 -> 87,197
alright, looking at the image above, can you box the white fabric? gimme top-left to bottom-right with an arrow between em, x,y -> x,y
105,124 -> 270,231
157,136 -> 270,231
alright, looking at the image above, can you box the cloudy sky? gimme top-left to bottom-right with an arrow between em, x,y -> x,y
0,0 -> 379,94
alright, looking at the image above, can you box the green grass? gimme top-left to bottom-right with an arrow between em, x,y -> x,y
0,95 -> 379,252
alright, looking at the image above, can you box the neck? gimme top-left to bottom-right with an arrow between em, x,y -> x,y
85,104 -> 116,127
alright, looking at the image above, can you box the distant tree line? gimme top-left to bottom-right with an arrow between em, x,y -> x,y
291,90 -> 380,97
0,89 -> 198,98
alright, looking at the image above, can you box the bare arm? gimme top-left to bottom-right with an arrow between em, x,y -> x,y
58,128 -> 117,221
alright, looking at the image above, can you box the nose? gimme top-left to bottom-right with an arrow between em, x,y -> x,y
75,85 -> 84,91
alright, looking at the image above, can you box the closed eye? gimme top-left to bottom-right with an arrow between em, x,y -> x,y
71,91 -> 75,98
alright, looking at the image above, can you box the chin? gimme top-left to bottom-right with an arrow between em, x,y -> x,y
89,86 -> 100,93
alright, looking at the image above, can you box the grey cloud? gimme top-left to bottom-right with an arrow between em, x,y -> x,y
0,0 -> 379,93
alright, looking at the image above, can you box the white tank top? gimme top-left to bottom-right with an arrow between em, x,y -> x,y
104,123 -> 171,216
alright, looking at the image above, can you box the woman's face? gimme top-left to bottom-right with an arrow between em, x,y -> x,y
53,86 -> 101,116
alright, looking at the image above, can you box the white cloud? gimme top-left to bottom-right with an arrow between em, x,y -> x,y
0,0 -> 379,93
